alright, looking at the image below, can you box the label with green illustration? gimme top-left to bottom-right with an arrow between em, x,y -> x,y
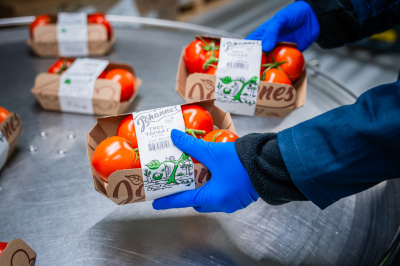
58,58 -> 108,114
133,105 -> 195,201
57,12 -> 88,57
215,38 -> 262,116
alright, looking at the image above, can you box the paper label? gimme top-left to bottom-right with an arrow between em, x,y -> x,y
57,12 -> 89,56
133,105 -> 195,201
58,58 -> 109,114
0,131 -> 9,170
214,38 -> 262,116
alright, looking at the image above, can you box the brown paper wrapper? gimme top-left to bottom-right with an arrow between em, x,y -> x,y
31,61 -> 141,116
27,22 -> 114,57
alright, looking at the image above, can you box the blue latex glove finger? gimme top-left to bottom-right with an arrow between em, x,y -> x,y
246,17 -> 282,52
245,1 -> 320,52
152,129 -> 259,213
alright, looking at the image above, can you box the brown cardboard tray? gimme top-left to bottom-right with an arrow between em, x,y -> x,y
86,99 -> 235,205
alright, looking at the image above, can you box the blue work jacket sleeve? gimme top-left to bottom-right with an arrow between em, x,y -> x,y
278,80 -> 400,209
303,0 -> 400,48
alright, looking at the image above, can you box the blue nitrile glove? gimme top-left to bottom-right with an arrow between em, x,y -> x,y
152,129 -> 259,213
246,1 -> 320,52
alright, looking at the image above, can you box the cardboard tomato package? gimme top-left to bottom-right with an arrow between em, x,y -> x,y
86,99 -> 236,205
31,58 -> 141,116
27,13 -> 114,57
176,36 -> 307,118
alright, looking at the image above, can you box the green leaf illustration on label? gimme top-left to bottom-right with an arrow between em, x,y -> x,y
145,152 -> 192,185
216,76 -> 258,103
180,152 -> 189,161
64,78 -> 71,85
147,160 -> 161,170
249,75 -> 258,83
220,76 -> 232,84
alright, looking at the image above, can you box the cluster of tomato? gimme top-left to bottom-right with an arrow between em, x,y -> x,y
30,13 -> 113,40
92,104 -> 238,183
48,59 -> 135,102
0,107 -> 10,124
184,37 -> 305,86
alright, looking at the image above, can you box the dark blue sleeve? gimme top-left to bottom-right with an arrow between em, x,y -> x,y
278,80 -> 400,209
303,0 -> 400,48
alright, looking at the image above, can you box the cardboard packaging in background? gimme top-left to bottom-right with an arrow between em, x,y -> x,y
27,14 -> 115,57
31,61 -> 141,116
0,112 -> 23,161
86,99 -> 235,205
176,42 -> 307,118
0,238 -> 36,266
135,0 -> 178,20
0,0 -> 118,18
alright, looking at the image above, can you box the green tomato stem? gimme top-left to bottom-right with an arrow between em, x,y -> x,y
260,61 -> 288,80
211,130 -> 226,142
185,127 -> 206,137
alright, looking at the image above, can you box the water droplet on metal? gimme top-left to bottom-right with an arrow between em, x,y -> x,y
39,131 -> 48,138
28,145 -> 38,153
66,132 -> 76,139
57,148 -> 67,155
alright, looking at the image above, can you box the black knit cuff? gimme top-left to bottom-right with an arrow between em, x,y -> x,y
235,133 -> 308,205
301,0 -> 360,48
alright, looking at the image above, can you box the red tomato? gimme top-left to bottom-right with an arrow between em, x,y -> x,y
30,15 -> 51,38
87,13 -> 113,40
184,37 -> 220,74
0,242 -> 7,256
181,104 -> 213,138
191,129 -> 237,164
268,45 -> 305,82
0,107 -> 10,124
92,136 -> 140,183
117,115 -> 138,149
261,68 -> 292,85
104,69 -> 135,102
48,59 -> 73,74
260,52 -> 268,77
203,129 -> 238,143
205,65 -> 217,75
97,70 -> 107,79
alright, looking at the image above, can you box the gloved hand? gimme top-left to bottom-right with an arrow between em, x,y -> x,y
152,129 -> 259,213
246,1 -> 320,52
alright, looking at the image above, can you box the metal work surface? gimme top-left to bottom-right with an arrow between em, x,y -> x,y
0,19 -> 399,266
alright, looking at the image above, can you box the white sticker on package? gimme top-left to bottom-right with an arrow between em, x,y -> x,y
59,58 -> 109,114
214,38 -> 262,116
0,131 -> 9,170
133,105 -> 195,201
57,12 -> 89,57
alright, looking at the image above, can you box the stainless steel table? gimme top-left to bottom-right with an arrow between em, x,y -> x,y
0,17 -> 399,266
